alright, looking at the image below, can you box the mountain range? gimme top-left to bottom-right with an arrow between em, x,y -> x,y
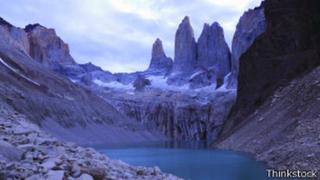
0,0 -> 320,179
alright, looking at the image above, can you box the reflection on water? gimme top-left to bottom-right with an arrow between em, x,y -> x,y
93,141 -> 272,180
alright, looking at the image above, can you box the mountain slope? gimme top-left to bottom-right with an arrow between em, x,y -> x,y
217,0 -> 320,171
0,18 -> 164,145
0,101 -> 180,179
221,0 -> 320,137
218,66 -> 320,170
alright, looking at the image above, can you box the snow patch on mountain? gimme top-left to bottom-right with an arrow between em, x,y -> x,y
93,79 -> 134,90
0,57 -> 40,86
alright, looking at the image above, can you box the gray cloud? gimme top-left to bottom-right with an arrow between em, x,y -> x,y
0,0 -> 262,72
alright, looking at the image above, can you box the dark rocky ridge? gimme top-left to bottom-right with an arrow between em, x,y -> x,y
220,0 -> 320,136
0,17 -> 13,28
218,66 -> 320,171
217,0 -> 320,171
227,4 -> 266,88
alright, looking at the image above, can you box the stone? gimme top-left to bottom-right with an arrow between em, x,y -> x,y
197,22 -> 231,81
47,170 -> 65,180
146,38 -> 173,75
71,163 -> 81,177
0,18 -> 30,54
25,175 -> 44,180
227,3 -> 266,88
221,0 -> 320,141
26,24 -> 76,67
76,174 -> 93,180
41,158 -> 57,170
171,16 -> 197,74
0,140 -> 22,161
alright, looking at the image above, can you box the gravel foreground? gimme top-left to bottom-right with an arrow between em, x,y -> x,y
0,105 -> 181,180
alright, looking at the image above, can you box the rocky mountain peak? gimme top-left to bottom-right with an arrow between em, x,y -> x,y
171,16 -> 197,74
147,38 -> 172,75
197,21 -> 231,81
24,23 -> 42,32
201,23 -> 210,34
211,22 -> 221,29
26,24 -> 76,67
152,38 -> 166,59
181,16 -> 191,26
0,17 -> 13,28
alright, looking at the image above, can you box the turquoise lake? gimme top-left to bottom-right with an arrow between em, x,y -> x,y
94,141 -> 272,180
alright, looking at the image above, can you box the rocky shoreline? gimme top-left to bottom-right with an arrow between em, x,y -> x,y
0,104 -> 181,180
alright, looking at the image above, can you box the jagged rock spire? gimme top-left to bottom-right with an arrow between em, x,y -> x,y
152,38 -> 166,59
147,38 -> 172,75
172,16 -> 197,73
197,22 -> 231,80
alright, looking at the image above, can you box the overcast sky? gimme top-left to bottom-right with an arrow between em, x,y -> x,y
0,0 -> 262,73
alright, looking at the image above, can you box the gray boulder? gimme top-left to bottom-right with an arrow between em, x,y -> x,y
0,140 -> 22,161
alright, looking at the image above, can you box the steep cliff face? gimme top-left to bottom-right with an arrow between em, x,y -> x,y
106,90 -> 235,142
171,16 -> 197,74
146,38 -> 173,75
221,0 -> 320,135
25,24 -> 76,66
227,4 -> 266,88
218,66 -> 320,171
197,22 -> 231,81
217,0 -> 320,170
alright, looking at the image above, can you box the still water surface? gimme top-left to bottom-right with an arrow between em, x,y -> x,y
94,141 -> 271,180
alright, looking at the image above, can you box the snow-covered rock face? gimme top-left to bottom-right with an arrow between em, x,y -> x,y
197,22 -> 231,81
228,5 -> 266,88
26,24 -> 76,67
147,39 -> 173,75
171,16 -> 197,74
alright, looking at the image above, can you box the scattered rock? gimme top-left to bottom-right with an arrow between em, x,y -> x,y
76,173 -> 93,180
47,170 -> 65,180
